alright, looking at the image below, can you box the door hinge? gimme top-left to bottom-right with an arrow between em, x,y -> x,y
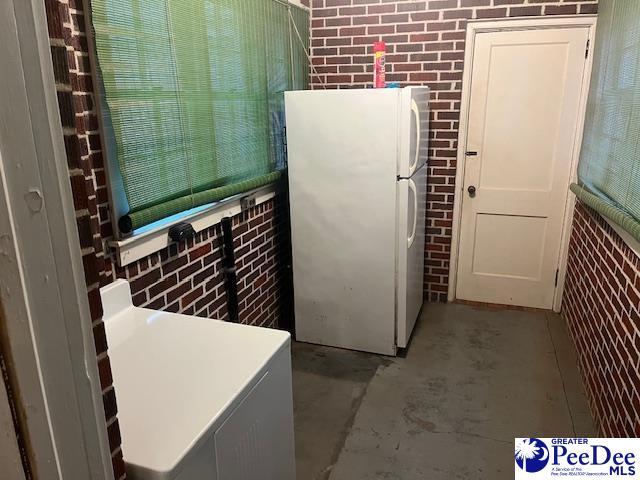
554,269 -> 559,287
585,39 -> 590,59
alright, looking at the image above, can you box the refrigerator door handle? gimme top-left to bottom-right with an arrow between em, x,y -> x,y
407,178 -> 418,248
409,99 -> 421,176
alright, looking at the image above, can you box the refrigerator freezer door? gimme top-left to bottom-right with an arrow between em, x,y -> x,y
396,163 -> 427,348
285,89 -> 399,356
398,87 -> 430,178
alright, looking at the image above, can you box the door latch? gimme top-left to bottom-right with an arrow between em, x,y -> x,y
465,151 -> 478,156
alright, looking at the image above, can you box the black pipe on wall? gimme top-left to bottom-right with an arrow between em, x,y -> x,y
221,217 -> 239,323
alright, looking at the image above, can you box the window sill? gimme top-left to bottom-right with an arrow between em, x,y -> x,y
109,184 -> 280,267
602,217 -> 640,258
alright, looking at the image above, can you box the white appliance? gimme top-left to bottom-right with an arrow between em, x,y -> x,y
100,280 -> 295,480
285,86 -> 429,356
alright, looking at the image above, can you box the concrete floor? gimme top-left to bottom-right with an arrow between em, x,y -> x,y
291,302 -> 595,480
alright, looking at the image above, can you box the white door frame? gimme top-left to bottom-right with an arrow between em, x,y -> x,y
447,16 -> 597,312
0,0 -> 114,478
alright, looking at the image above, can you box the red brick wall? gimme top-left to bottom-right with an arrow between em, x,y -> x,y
563,201 -> 640,436
107,195 -> 293,330
308,0 -> 597,301
46,0 -> 295,477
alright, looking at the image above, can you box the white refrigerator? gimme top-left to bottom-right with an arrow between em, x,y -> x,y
285,86 -> 429,356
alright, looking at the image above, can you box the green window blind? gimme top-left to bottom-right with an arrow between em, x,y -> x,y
91,0 -> 310,234
572,0 -> 640,241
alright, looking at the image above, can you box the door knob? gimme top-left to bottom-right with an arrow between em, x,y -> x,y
467,185 -> 476,197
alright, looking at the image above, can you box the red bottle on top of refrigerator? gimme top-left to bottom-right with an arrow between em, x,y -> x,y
373,41 -> 386,88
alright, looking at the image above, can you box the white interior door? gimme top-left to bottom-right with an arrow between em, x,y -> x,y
456,27 -> 590,309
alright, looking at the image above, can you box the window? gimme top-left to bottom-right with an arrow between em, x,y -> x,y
572,0 -> 640,241
90,0 -> 310,236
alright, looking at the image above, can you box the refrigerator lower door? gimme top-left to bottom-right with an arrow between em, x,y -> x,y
396,163 -> 427,348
